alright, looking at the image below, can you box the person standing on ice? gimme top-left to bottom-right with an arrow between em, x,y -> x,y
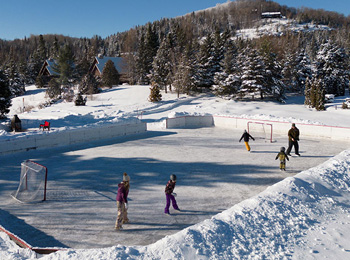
115,177 -> 128,230
286,123 -> 300,156
164,174 -> 180,215
275,147 -> 289,171
239,130 -> 255,152
122,172 -> 130,224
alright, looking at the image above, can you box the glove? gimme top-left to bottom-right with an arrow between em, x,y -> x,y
172,193 -> 177,197
125,203 -> 128,209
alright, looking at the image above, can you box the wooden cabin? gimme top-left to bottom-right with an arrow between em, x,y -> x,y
89,56 -> 128,84
38,59 -> 59,84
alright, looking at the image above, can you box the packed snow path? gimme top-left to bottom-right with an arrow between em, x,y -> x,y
0,126 -> 348,249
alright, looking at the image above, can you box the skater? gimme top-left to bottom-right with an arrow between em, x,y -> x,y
286,123 -> 300,156
275,147 -> 289,171
122,172 -> 130,224
239,130 -> 255,152
115,176 -> 128,230
164,174 -> 180,215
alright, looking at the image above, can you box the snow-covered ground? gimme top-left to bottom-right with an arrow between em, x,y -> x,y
1,85 -> 350,259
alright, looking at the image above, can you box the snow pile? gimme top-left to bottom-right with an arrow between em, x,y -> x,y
216,113 -> 325,125
34,149 -> 350,260
236,18 -> 331,40
0,232 -> 36,260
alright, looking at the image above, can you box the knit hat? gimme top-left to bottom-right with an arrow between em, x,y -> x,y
280,147 -> 285,152
123,172 -> 130,182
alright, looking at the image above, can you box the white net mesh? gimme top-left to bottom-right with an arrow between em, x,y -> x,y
247,122 -> 272,142
11,160 -> 47,203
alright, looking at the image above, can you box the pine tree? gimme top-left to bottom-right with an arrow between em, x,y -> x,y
151,34 -> 173,92
5,61 -> 25,97
315,41 -> 349,96
304,78 -> 312,107
102,59 -> 119,87
0,70 -> 12,118
53,44 -> 75,86
239,48 -> 267,99
79,73 -> 99,95
294,50 -> 311,92
259,41 -> 285,100
213,39 -> 240,97
46,78 -> 61,99
195,34 -> 216,90
136,32 -> 149,84
149,83 -> 162,102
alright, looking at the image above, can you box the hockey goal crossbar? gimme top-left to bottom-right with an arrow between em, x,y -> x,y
247,121 -> 273,143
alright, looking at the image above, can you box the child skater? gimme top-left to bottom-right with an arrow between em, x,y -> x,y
115,175 -> 128,230
275,147 -> 289,171
122,172 -> 130,224
164,174 -> 180,215
239,130 -> 255,152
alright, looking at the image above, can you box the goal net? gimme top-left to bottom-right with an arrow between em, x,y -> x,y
247,121 -> 273,143
11,160 -> 48,203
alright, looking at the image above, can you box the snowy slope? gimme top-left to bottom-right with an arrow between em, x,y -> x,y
1,84 -> 350,259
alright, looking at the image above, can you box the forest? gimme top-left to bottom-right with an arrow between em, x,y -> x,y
1,0 -> 350,118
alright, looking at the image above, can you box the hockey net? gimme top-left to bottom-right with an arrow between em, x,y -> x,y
11,160 -> 47,203
247,121 -> 273,143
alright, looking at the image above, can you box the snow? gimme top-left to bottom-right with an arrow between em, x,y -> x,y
1,84 -> 350,259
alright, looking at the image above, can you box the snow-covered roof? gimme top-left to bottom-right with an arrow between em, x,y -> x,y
94,56 -> 126,74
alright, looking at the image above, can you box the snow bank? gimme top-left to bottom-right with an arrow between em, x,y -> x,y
31,149 -> 350,260
165,115 -> 350,141
0,119 -> 146,155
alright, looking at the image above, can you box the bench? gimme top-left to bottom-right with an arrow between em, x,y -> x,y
39,121 -> 50,131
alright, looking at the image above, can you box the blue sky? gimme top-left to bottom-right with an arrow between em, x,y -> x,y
1,0 -> 349,41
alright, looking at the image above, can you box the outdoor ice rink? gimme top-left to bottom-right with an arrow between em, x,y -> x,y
0,126 -> 349,249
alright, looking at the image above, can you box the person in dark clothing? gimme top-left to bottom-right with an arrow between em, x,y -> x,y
239,130 -> 255,151
164,174 -> 180,215
275,147 -> 289,171
286,123 -> 300,156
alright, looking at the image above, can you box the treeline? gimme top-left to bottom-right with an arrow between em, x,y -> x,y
1,0 -> 350,118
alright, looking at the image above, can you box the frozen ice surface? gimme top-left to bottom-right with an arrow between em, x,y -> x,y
0,126 -> 348,249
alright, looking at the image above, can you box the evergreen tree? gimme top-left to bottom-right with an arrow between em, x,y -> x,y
79,73 -> 99,95
293,50 -> 312,93
5,61 -> 25,97
304,78 -> 312,106
148,83 -> 162,102
315,41 -> 349,96
53,44 -> 75,86
136,32 -> 149,84
74,92 -> 87,106
213,39 -> 240,97
0,70 -> 12,118
102,59 -> 119,87
260,40 -> 285,100
35,75 -> 45,89
239,48 -> 267,99
151,34 -> 173,92
195,34 -> 216,89
46,78 -> 61,99
144,23 -> 159,73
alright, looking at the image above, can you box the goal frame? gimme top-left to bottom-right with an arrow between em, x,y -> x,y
247,121 -> 273,143
12,160 -> 48,202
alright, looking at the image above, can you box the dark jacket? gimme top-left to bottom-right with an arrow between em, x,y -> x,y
165,180 -> 176,194
116,182 -> 127,203
288,127 -> 300,142
239,132 -> 255,142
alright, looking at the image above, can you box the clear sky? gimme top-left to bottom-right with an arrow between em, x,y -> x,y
1,0 -> 349,41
